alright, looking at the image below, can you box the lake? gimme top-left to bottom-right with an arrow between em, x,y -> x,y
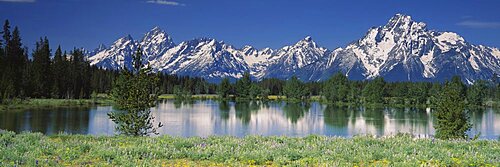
1,100 -> 499,139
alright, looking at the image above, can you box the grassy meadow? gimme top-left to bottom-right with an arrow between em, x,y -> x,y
1,131 -> 499,166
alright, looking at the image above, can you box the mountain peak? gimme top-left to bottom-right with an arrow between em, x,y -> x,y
150,26 -> 162,32
88,13 -> 500,83
381,13 -> 428,35
140,26 -> 175,58
303,36 -> 312,42
242,45 -> 256,52
391,13 -> 411,20
115,35 -> 134,44
144,26 -> 167,38
294,36 -> 318,48
384,13 -> 417,29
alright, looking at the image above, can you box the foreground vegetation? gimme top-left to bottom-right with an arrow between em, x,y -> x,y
1,131 -> 499,166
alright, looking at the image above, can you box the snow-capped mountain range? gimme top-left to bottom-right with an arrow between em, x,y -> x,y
87,14 -> 500,83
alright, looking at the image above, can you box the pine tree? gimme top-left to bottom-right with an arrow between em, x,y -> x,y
235,72 -> 252,98
31,37 -> 52,98
347,81 -> 362,104
283,76 -> 308,100
108,46 -> 162,136
21,59 -> 33,97
51,46 -> 65,98
217,77 -> 231,99
70,48 -> 87,98
323,72 -> 349,103
466,80 -> 488,106
362,77 -> 386,104
408,82 -> 428,105
0,22 -> 4,101
2,20 -> 10,47
434,76 -> 471,140
0,26 -> 26,98
248,83 -> 262,100
62,51 -> 72,98
0,20 -> 14,99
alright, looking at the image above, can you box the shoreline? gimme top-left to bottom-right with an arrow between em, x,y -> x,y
0,98 -> 114,111
1,95 -> 498,111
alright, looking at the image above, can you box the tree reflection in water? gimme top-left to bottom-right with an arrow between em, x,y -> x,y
282,102 -> 311,123
173,99 -> 194,109
234,101 -> 260,124
219,100 -> 230,120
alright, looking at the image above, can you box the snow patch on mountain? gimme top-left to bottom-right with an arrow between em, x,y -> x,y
87,14 -> 500,83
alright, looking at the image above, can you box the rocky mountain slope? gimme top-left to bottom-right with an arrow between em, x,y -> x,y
87,14 -> 500,83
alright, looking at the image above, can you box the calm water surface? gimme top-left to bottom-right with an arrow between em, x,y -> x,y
1,100 -> 499,139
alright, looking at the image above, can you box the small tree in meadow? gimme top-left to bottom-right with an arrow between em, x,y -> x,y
434,76 -> 470,140
108,47 -> 162,136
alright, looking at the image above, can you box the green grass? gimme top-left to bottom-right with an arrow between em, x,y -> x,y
1,131 -> 499,166
0,98 -> 113,111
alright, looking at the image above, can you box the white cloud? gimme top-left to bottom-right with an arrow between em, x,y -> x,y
146,0 -> 185,6
457,20 -> 500,29
0,0 -> 35,2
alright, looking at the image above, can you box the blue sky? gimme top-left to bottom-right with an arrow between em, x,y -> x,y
1,0 -> 500,52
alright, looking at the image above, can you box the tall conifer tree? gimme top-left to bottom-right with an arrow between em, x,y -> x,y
108,46 -> 161,136
434,76 -> 470,140
32,37 -> 52,97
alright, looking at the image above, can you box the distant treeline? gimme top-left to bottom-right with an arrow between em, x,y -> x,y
1,20 -> 498,107
215,72 -> 498,107
0,20 -> 216,102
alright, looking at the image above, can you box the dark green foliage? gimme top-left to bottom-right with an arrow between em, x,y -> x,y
51,46 -> 65,98
282,102 -> 310,123
259,78 -> 285,95
0,33 -> 3,102
428,82 -> 442,105
283,76 -> 308,100
434,76 -> 471,140
235,72 -> 252,98
362,77 -> 386,104
0,20 -> 12,100
173,85 -> 192,99
305,81 -> 322,96
157,74 -> 216,95
466,80 -> 488,106
31,37 -> 52,98
248,83 -> 262,100
259,88 -> 270,101
496,84 -> 500,101
323,72 -> 349,103
0,21 -> 218,103
108,47 -> 161,136
217,78 -> 231,98
407,82 -> 429,105
1,21 -> 27,99
347,81 -> 363,104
